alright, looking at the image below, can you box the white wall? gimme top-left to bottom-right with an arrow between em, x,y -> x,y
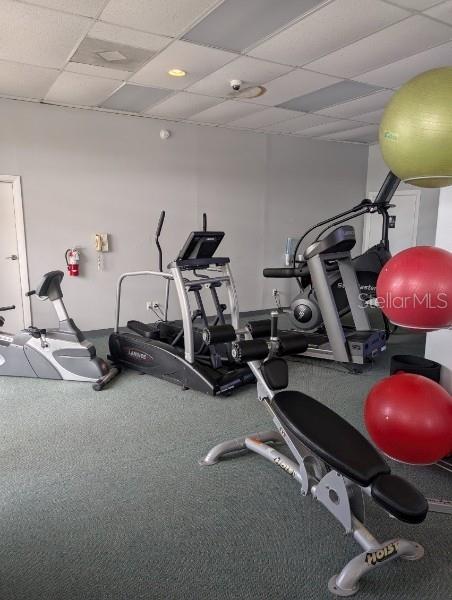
425,186 -> 452,393
0,98 -> 368,330
367,144 -> 439,245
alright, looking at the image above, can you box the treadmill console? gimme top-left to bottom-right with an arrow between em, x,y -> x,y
175,231 -> 228,268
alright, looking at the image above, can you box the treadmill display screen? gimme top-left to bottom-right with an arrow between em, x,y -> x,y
177,231 -> 225,261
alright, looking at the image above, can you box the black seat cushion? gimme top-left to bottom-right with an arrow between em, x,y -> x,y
371,473 -> 428,524
272,390 -> 389,486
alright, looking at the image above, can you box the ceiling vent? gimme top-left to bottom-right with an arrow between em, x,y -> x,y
71,37 -> 155,72
97,50 -> 127,62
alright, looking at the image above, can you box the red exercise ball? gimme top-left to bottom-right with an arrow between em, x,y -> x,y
365,373 -> 452,465
376,246 -> 452,330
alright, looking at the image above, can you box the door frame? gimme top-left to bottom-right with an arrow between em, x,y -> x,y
0,175 -> 31,327
363,189 -> 421,252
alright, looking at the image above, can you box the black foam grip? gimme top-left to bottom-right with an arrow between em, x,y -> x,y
263,267 -> 307,278
231,339 -> 269,363
156,210 -> 165,236
247,319 -> 271,338
203,324 -> 236,345
278,332 -> 308,356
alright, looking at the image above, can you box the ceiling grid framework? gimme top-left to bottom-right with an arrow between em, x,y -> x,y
0,0 -> 450,144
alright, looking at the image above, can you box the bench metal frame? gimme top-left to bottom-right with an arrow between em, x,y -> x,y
201,357 -> 424,597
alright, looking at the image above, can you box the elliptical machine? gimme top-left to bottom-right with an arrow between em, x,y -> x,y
264,172 -> 400,366
0,271 -> 118,390
286,171 -> 399,334
270,172 -> 400,335
109,211 -> 254,396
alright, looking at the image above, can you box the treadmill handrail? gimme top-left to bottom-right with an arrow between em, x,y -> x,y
114,270 -> 173,333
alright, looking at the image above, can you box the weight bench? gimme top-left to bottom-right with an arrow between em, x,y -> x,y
201,315 -> 428,597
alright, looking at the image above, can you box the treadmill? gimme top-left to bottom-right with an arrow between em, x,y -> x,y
109,213 -> 254,396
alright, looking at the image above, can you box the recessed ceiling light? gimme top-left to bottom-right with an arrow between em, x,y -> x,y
168,68 -> 187,77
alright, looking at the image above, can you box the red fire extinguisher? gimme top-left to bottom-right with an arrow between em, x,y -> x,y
65,248 -> 80,277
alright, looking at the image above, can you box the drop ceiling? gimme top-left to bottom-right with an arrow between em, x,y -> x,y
0,0 -> 451,144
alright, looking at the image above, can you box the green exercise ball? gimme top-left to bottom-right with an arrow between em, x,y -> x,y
379,67 -> 452,188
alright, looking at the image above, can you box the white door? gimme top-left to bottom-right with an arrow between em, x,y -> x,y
0,181 -> 28,332
363,190 -> 421,255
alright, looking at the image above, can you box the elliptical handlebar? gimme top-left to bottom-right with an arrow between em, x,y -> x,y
155,210 -> 166,272
0,305 -> 15,311
291,171 -> 400,267
373,171 -> 400,207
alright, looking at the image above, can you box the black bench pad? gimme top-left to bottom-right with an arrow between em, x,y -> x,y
371,473 -> 428,524
272,390 -> 389,486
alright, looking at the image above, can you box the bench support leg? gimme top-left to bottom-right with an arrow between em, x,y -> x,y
199,430 -> 283,466
329,533 -> 424,597
201,433 -> 425,597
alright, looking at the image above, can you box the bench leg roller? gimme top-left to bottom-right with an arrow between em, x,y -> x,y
328,538 -> 424,597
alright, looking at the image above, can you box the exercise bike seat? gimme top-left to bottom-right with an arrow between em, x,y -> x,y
35,271 -> 64,301
272,390 -> 428,523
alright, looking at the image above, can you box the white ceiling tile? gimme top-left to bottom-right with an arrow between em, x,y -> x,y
317,90 -> 393,118
249,0 -> 409,66
355,40 -> 452,87
262,113 -> 339,133
0,60 -> 59,98
145,92 -> 222,118
0,0 -> 91,68
187,56 -> 292,98
130,41 -> 235,90
89,21 -> 171,52
425,0 -> 452,24
305,15 -> 452,78
99,0 -> 221,37
245,69 -> 341,106
45,71 -> 120,105
189,100 -> 261,124
21,0 -> 106,17
351,108 -> 385,124
320,123 -> 379,142
295,118 -> 363,137
183,0 -> 324,53
66,61 -> 131,80
390,0 -> 443,9
227,107 -> 301,129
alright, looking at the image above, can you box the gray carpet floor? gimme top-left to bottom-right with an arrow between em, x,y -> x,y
0,332 -> 451,600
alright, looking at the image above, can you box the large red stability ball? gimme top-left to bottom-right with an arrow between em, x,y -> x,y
376,246 -> 452,329
365,373 -> 452,464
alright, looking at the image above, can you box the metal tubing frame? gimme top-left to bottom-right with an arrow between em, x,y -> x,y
337,259 -> 371,331
114,261 -> 241,365
201,427 -> 424,596
114,271 -> 173,334
201,351 -> 424,596
307,253 -> 350,362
